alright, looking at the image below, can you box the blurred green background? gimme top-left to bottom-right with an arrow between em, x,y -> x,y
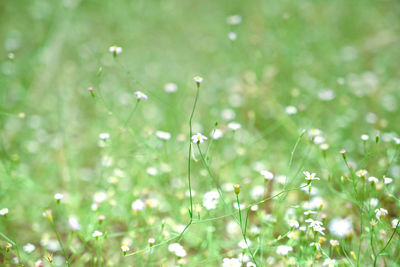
1,0 -> 400,266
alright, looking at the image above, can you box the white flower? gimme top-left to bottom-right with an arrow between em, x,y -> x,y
260,170 -> 274,180
304,210 -> 317,216
211,128 -> 223,140
313,136 -> 325,145
375,208 -> 388,218
203,190 -> 219,210
228,32 -> 237,41
228,122 -> 241,131
330,240 -> 340,247
392,219 -> 399,228
164,83 -> 178,93
131,199 -> 146,211
146,167 -> 158,176
250,185 -> 265,200
155,131 -> 171,141
329,218 -> 353,238
238,239 -> 252,249
191,133 -> 207,144
367,198 -> 379,207
285,106 -> 297,115
193,76 -> 203,84
168,243 -> 186,258
68,217 -> 81,230
226,15 -> 242,25
305,219 -> 323,227
304,171 -> 320,181
394,137 -> 400,144
368,176 -> 379,183
312,225 -> 326,235
92,230 -> 103,238
23,243 -> 36,253
288,219 -> 299,229
93,191 -> 107,203
318,89 -> 335,101
308,128 -> 322,138
276,245 -> 293,255
355,169 -> 368,177
99,132 -> 110,140
109,45 -> 122,55
323,258 -> 336,267
121,245 -> 130,252
54,193 -> 64,201
320,143 -> 329,150
222,257 -> 242,267
0,208 -> 9,216
361,134 -> 369,141
135,91 -> 148,100
384,177 -> 393,184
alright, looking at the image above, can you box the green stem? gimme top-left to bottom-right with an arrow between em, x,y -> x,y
373,220 -> 400,267
187,83 -> 200,217
51,221 -> 70,267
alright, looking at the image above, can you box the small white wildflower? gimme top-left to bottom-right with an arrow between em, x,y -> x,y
121,245 -> 130,253
0,208 -> 9,216
375,208 -> 388,218
93,191 -> 107,203
135,91 -> 148,100
99,133 -> 110,140
226,15 -> 242,25
168,243 -> 186,258
305,219 -> 323,227
164,83 -> 178,93
313,225 -> 326,235
54,193 -> 64,201
320,143 -> 329,150
109,45 -> 122,55
131,199 -> 146,211
228,32 -> 237,41
304,171 -> 320,181
276,245 -> 293,255
222,257 -> 242,267
191,133 -> 207,144
313,136 -> 326,145
155,130 -> 171,141
367,198 -> 379,207
323,258 -> 336,267
288,219 -> 299,229
392,219 -> 399,228
384,177 -> 393,184
92,230 -> 103,238
227,122 -> 241,131
146,167 -> 158,176
361,134 -> 369,141
356,169 -> 368,177
329,218 -> 353,238
304,210 -> 317,216
193,76 -> 203,84
68,217 -> 81,230
285,106 -> 297,115
23,243 -> 35,253
394,137 -> 400,144
368,176 -> 379,183
260,170 -> 274,180
238,239 -> 252,249
203,190 -> 220,210
211,128 -> 224,140
318,89 -> 335,101
330,240 -> 340,247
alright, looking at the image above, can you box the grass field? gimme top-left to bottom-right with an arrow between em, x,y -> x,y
1,0 -> 400,266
